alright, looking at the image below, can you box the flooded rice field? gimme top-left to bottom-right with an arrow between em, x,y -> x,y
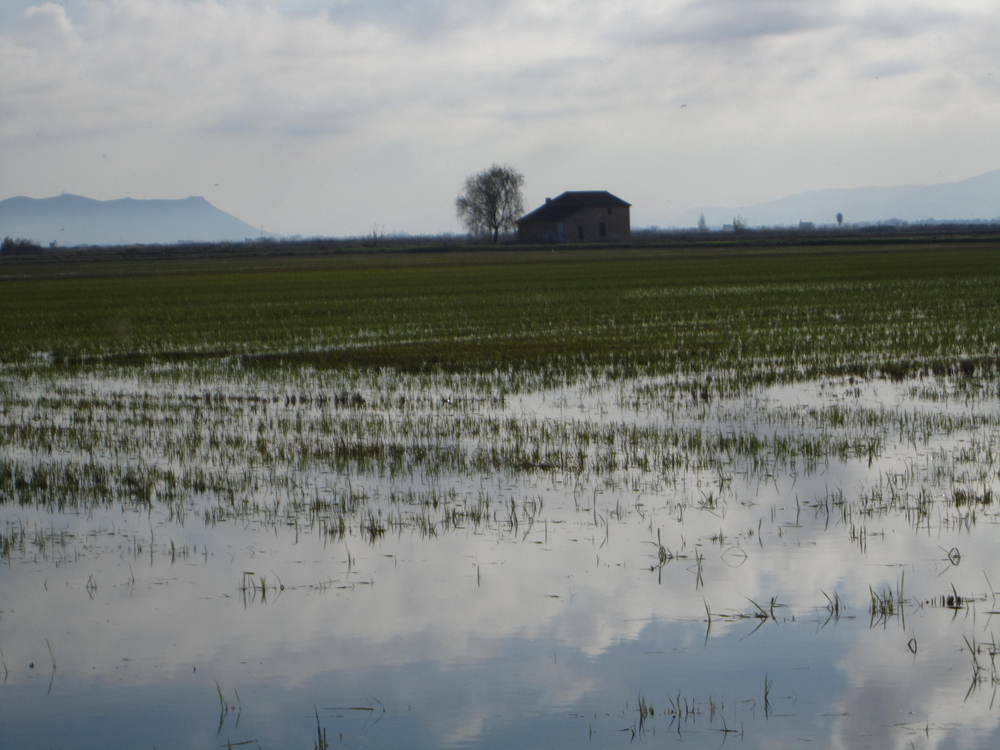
3,362 -> 1000,749
3,244 -> 1000,748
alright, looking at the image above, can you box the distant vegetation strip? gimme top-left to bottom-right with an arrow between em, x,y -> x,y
5,223 -> 1000,268
2,240 -> 999,387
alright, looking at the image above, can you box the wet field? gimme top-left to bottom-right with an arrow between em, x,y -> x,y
2,243 -> 1000,748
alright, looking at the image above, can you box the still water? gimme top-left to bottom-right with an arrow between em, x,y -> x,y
2,372 -> 999,749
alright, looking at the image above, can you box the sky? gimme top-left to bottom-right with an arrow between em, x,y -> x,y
3,0 -> 1000,236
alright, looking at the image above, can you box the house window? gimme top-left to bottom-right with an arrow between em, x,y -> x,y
578,225 -> 584,241
599,222 -> 607,238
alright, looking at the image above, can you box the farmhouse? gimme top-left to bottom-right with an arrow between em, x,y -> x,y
517,191 -> 631,244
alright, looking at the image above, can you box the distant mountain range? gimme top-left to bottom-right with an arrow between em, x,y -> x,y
0,193 -> 260,246
7,170 -> 1000,246
674,169 -> 1000,229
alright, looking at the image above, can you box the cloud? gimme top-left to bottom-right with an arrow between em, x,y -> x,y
627,0 -> 836,45
1,1 -> 406,139
325,0 -> 514,38
20,2 -> 75,37
2,0 -> 1000,233
1,0 -> 992,142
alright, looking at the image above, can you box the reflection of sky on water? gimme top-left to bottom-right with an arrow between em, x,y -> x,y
5,590 -> 1000,749
4,506 -> 1000,749
3,374 -> 1000,748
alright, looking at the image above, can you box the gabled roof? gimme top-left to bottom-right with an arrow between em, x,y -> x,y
518,191 -> 631,224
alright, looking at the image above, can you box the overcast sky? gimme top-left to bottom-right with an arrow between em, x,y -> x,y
3,0 -> 1000,236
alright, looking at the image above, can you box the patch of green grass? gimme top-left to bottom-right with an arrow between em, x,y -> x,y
3,243 -> 1000,390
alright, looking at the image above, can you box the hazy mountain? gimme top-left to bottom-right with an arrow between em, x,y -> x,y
674,169 -> 1000,228
0,193 -> 260,246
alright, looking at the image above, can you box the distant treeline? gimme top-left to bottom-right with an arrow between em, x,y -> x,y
5,222 -> 1000,264
631,221 -> 1000,248
1,236 -> 44,255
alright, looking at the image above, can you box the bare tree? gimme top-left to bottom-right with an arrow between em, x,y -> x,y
455,164 -> 524,243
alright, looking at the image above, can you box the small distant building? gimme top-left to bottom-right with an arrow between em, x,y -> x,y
517,191 -> 631,244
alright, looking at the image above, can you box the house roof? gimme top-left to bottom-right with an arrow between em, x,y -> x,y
518,191 -> 631,224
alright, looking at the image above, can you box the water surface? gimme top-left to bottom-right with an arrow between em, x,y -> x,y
2,371 -> 1000,749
